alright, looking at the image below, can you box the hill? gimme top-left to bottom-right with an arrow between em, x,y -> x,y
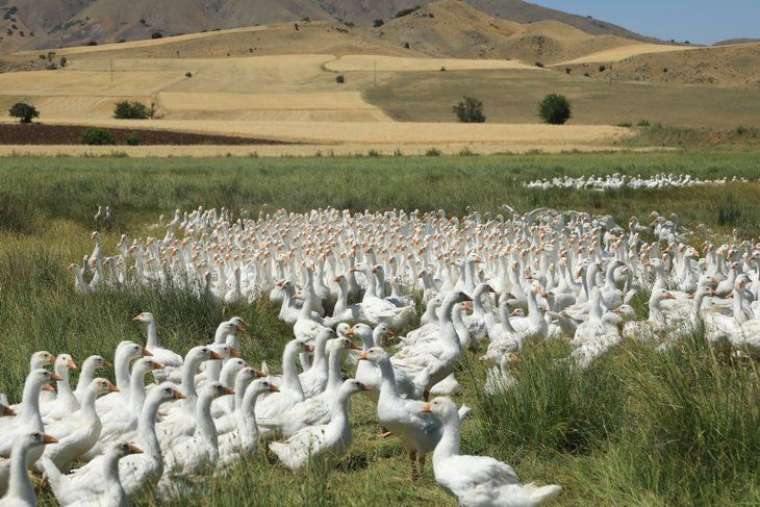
375,1 -> 639,64
0,0 -> 659,52
563,42 -> 760,87
713,38 -> 760,46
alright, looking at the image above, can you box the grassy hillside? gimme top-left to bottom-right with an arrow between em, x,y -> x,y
365,68 -> 760,128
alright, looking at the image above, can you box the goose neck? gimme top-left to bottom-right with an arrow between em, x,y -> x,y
7,440 -> 34,502
146,320 -> 159,348
114,350 -> 132,393
433,415 -> 461,466
282,345 -> 305,399
195,393 -> 218,450
137,397 -> 162,459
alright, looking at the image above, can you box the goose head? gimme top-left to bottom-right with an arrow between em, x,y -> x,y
132,312 -> 155,325
89,378 -> 119,397
29,368 -> 60,394
209,343 -> 240,360
346,324 -> 374,348
29,351 -> 55,371
247,379 -> 279,397
420,396 -> 459,423
202,382 -> 234,401
373,323 -> 396,346
328,337 -> 361,355
16,431 -> 58,452
54,353 -> 78,372
335,322 -> 351,338
227,317 -> 248,333
357,346 -> 390,364
82,355 -> 109,372
1,404 -> 14,417
110,442 -> 143,460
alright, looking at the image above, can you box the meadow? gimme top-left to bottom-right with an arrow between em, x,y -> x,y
2,152 -> 760,506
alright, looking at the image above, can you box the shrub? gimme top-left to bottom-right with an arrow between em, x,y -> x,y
185,71 -> 193,78
126,133 -> 140,146
617,122 -> 632,128
452,96 -> 486,123
59,56 -> 67,68
736,126 -> 748,136
367,149 -> 381,158
535,62 -> 545,68
9,102 -> 39,124
335,74 -> 345,84
373,19 -> 384,28
637,120 -> 651,127
151,31 -> 163,39
87,40 -> 97,46
113,101 -> 150,120
599,65 -> 606,72
81,128 -> 115,145
425,148 -> 441,157
539,94 -> 572,125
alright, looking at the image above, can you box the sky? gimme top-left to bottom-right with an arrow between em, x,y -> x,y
530,0 -> 760,44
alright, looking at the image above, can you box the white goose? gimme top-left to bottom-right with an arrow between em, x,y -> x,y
39,378 -> 118,472
73,356 -> 108,405
41,442 -> 143,507
269,379 -> 365,471
41,354 -> 80,422
161,383 -> 232,487
360,348 -> 441,480
133,312 -> 183,380
425,397 -> 562,507
68,383 -> 184,498
0,432 -> 57,507
218,379 -> 278,465
277,337 -> 357,438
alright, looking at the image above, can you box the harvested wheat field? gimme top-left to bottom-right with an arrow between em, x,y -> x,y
556,42 -> 694,65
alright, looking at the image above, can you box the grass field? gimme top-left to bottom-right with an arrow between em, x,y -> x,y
2,152 -> 760,506
365,69 -> 760,128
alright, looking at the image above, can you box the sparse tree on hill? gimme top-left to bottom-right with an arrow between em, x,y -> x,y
9,102 -> 39,124
539,94 -> 571,125
453,96 -> 486,123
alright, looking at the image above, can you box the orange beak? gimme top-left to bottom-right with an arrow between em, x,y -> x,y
51,373 -> 63,382
230,348 -> 241,359
345,329 -> 355,337
223,387 -> 234,396
132,315 -> 142,321
387,329 -> 396,337
142,349 -> 153,357
42,434 -> 59,444
127,443 -> 144,454
269,384 -> 279,392
210,351 -> 223,360
173,390 -> 186,400
107,382 -> 120,393
357,351 -> 369,361
150,361 -> 164,370
1,405 -> 15,417
67,358 -> 78,370
304,344 -> 314,353
42,383 -> 56,393
421,403 -> 432,414
104,360 -> 113,368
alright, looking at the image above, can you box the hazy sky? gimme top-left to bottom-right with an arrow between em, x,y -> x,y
531,0 -> 760,44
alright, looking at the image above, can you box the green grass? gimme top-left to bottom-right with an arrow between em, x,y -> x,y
365,69 -> 760,129
1,152 -> 760,506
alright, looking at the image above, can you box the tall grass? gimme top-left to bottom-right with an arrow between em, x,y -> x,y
1,153 -> 759,505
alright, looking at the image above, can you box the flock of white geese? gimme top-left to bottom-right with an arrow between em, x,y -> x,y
523,173 -> 749,191
4,205 -> 760,507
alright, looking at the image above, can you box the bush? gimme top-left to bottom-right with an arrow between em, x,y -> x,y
617,122 -> 632,128
452,96 -> 486,123
151,31 -> 162,39
539,94 -> 572,125
425,148 -> 441,157
395,6 -> 421,18
335,75 -> 345,84
373,19 -> 384,28
185,71 -> 193,78
126,133 -> 140,146
81,128 -> 115,145
113,101 -> 150,120
637,120 -> 651,127
9,102 -> 39,124
535,61 -> 545,68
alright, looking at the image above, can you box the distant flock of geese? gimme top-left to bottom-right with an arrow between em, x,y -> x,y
523,173 -> 750,191
3,204 -> 760,507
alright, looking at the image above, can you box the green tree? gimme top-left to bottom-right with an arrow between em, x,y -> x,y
9,102 -> 39,123
539,94 -> 572,125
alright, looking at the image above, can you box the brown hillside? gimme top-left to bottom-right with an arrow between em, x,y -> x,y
564,42 -> 760,87
0,0 -> 659,52
377,1 -> 637,64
